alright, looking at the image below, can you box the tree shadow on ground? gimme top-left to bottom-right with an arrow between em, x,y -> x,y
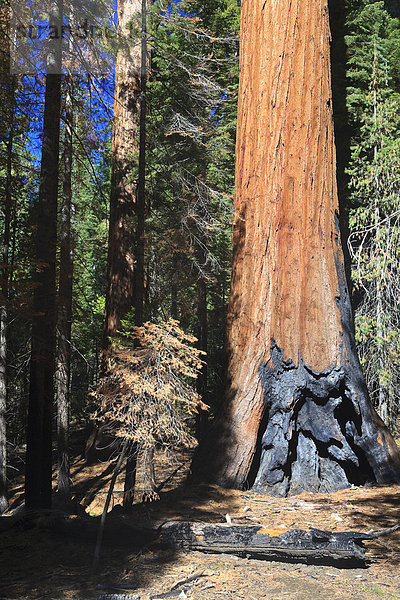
2,445 -> 400,599
344,487 -> 400,568
0,452 -> 239,600
72,460 -> 116,509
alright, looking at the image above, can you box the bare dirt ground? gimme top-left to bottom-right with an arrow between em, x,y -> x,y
1,445 -> 400,600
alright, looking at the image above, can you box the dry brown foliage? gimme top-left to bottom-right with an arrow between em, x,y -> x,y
92,319 -> 207,452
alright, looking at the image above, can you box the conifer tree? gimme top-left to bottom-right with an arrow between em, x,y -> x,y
346,1 -> 400,428
103,0 -> 141,345
194,0 -> 400,495
25,0 -> 62,509
56,73 -> 74,506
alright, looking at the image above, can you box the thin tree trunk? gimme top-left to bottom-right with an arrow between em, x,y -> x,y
375,193 -> 387,424
142,444 -> 157,500
25,1 -> 62,509
56,74 -> 74,506
93,439 -> 129,570
170,255 -> 178,320
0,302 -> 7,514
196,275 -> 208,440
0,73 -> 15,514
194,0 -> 400,495
133,0 -> 148,329
371,45 -> 388,426
123,444 -> 137,506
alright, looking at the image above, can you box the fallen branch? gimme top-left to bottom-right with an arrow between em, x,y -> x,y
367,522 -> 400,537
149,571 -> 205,599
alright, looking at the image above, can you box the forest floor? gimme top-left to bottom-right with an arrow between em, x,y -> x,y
1,435 -> 400,600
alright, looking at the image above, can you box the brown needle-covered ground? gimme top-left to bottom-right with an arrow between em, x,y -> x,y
1,441 -> 400,600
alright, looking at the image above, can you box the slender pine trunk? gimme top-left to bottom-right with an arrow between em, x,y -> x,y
123,444 -> 137,506
0,302 -> 7,513
142,444 -> 157,500
93,439 -> 129,570
170,255 -> 178,320
195,275 -> 208,440
371,45 -> 388,425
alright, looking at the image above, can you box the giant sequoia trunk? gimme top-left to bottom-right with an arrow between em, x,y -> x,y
125,0 -> 149,506
103,0 -> 140,508
195,0 -> 400,495
103,0 -> 141,345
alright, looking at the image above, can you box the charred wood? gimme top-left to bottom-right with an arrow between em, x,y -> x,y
19,514 -> 377,566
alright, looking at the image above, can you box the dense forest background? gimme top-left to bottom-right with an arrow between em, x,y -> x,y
0,0 -> 400,513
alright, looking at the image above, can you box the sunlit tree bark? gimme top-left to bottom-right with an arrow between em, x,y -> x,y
195,0 -> 400,495
133,0 -> 148,330
103,0 -> 141,345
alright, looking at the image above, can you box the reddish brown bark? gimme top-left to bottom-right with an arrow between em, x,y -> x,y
103,0 -> 141,509
103,0 -> 141,344
102,0 -> 150,507
124,0 -> 149,507
133,0 -> 148,329
194,0 -> 400,495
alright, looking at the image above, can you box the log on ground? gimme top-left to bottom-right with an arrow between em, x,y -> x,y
158,521 -> 373,565
11,512 -> 374,566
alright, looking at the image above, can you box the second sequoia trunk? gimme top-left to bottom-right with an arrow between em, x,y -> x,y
195,0 -> 400,495
103,0 -> 141,346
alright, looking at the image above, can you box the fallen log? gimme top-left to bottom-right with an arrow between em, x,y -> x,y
157,522 -> 373,565
10,512 -> 374,566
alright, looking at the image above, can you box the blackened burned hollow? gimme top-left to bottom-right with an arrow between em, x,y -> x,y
250,341 -> 400,496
